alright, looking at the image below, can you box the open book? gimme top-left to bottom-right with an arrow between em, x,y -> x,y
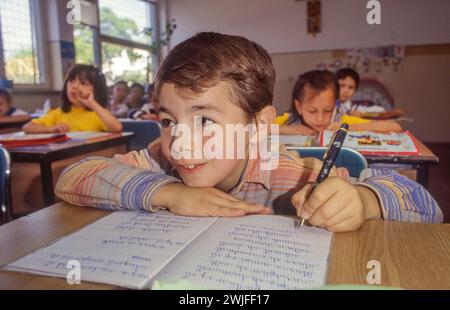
321,130 -> 419,155
4,211 -> 333,290
0,132 -> 68,147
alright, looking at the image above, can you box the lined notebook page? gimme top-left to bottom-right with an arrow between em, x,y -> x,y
155,215 -> 333,289
5,211 -> 216,289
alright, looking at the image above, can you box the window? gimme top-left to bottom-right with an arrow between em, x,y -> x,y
74,24 -> 95,65
73,0 -> 158,85
101,42 -> 151,84
99,0 -> 153,45
99,0 -> 157,85
0,0 -> 44,85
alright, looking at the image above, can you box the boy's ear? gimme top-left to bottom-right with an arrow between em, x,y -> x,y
294,99 -> 302,114
256,105 -> 277,124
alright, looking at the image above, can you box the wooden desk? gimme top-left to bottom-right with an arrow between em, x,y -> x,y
284,134 -> 439,188
0,202 -> 449,289
0,118 -> 30,134
364,138 -> 439,188
7,133 -> 133,216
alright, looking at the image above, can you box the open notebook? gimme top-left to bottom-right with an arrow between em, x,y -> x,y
4,211 -> 333,290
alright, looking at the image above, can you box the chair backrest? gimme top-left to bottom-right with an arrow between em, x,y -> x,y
119,119 -> 161,150
0,146 -> 12,224
291,147 -> 368,178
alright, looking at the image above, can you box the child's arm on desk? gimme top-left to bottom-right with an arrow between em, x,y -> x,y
55,150 -> 269,216
292,177 -> 381,232
358,169 -> 443,223
291,169 -> 442,232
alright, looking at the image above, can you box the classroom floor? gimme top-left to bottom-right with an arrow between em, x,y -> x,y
427,143 -> 450,223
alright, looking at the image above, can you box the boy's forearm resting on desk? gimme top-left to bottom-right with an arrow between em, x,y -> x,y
358,169 -> 443,222
55,154 -> 180,212
55,149 -> 442,224
355,185 -> 382,221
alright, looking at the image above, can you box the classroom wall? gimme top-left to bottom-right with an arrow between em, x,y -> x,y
272,48 -> 450,143
167,0 -> 450,53
9,0 -> 450,142
164,0 -> 450,143
12,92 -> 61,114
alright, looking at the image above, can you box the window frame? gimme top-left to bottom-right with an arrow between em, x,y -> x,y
0,0 -> 51,91
73,23 -> 97,66
94,0 -> 159,83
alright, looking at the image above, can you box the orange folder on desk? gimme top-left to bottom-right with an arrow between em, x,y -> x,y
0,133 -> 69,147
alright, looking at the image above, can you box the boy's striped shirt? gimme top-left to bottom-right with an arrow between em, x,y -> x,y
55,140 -> 442,223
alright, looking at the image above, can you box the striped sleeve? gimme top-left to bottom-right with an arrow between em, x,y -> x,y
357,168 -> 443,223
55,149 -> 181,212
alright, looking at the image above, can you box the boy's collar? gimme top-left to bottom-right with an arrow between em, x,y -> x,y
234,156 -> 271,192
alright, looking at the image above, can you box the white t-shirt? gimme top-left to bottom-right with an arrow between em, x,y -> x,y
110,101 -> 129,118
339,100 -> 385,114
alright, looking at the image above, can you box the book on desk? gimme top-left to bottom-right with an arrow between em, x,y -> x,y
320,130 -> 420,156
0,132 -> 69,147
0,131 -> 116,148
4,210 -> 332,290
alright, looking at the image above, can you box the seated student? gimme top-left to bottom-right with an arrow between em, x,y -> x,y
127,83 -> 159,121
336,67 -> 385,116
23,64 -> 122,133
109,80 -> 129,118
275,70 -> 402,135
55,32 -> 441,233
0,88 -> 31,122
125,82 -> 145,110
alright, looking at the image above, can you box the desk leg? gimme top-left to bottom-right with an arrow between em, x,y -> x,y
416,165 -> 429,189
40,162 -> 55,206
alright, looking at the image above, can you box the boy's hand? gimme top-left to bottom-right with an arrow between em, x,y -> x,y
50,122 -> 70,133
291,177 -> 381,232
152,183 -> 273,217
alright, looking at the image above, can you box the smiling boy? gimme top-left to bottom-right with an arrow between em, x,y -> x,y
55,32 -> 442,231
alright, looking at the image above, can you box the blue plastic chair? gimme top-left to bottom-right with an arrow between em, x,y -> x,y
291,147 -> 368,178
0,146 -> 12,224
120,119 -> 161,150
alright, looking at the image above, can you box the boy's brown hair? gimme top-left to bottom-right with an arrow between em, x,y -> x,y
154,32 -> 275,119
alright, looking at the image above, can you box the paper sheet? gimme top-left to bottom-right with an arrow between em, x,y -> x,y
5,212 -> 332,290
5,211 -> 216,289
155,215 -> 333,289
